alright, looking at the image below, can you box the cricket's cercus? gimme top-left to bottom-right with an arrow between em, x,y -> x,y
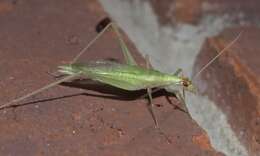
0,18 -> 241,130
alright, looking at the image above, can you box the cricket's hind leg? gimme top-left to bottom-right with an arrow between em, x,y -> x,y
0,74 -> 79,110
72,17 -> 137,66
96,17 -> 111,33
46,71 -> 67,79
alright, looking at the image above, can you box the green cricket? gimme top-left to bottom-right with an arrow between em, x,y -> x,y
0,18 -> 241,128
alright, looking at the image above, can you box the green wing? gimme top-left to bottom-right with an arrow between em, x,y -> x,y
92,74 -> 143,91
59,60 -> 153,91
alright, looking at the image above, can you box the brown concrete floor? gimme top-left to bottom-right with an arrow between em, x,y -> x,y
0,1 -> 223,156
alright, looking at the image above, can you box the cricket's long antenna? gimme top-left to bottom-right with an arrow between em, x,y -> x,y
194,32 -> 242,78
71,22 -> 113,64
0,75 -> 78,110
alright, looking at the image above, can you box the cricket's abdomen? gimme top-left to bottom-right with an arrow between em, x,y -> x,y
59,61 -> 181,91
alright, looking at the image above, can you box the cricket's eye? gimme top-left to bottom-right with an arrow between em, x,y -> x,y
181,79 -> 190,87
182,81 -> 189,87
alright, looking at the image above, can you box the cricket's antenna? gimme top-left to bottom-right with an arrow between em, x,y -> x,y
194,32 -> 242,78
71,18 -> 113,64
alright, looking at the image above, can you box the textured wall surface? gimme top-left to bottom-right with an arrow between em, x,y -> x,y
0,0 -> 226,156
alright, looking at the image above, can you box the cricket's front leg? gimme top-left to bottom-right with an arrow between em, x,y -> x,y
172,68 -> 189,112
171,90 -> 192,119
173,68 -> 182,76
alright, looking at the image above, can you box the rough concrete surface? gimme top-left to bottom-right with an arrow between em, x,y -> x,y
0,0 -> 222,156
150,0 -> 260,25
194,27 -> 260,156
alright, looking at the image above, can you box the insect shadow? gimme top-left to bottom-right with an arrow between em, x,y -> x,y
61,78 -> 184,110
8,78 -> 185,113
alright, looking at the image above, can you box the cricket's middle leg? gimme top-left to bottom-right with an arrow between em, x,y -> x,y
144,55 -> 159,127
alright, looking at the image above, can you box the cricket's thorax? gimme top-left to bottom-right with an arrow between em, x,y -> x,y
59,60 -> 182,91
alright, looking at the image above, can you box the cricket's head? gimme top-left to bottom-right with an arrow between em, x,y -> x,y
180,77 -> 196,93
